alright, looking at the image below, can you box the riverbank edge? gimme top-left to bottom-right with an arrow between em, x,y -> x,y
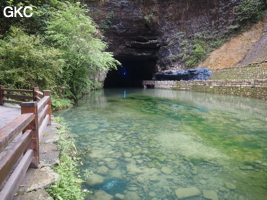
46,117 -> 87,200
13,117 -> 86,200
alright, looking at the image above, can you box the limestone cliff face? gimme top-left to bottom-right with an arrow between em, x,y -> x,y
197,18 -> 267,70
86,0 -> 239,73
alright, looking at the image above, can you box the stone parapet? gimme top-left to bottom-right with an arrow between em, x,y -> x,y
154,79 -> 267,100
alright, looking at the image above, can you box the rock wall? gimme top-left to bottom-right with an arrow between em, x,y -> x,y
86,0 -> 239,72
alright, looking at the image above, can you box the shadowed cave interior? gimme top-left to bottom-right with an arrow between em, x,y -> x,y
104,56 -> 157,88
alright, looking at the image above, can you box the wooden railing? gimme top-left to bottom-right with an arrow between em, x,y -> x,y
0,85 -> 43,105
0,87 -> 52,200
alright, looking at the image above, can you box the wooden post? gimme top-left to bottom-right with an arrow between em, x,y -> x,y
0,85 -> 5,105
33,87 -> 39,101
43,90 -> 52,125
21,102 -> 39,168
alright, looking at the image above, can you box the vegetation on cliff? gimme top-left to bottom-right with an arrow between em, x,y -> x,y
0,0 -> 119,108
236,0 -> 267,23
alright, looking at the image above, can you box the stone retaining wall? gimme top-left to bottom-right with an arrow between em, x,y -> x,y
154,79 -> 267,100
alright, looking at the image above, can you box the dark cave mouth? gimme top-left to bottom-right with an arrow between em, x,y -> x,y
104,56 -> 157,88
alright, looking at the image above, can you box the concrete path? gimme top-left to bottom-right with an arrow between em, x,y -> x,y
0,105 -> 21,129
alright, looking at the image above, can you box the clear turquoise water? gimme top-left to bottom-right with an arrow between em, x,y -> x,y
56,89 -> 267,200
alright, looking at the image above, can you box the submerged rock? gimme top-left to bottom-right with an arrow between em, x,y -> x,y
149,175 -> 159,182
125,191 -> 140,200
97,178 -> 128,196
191,167 -> 198,175
137,176 -> 145,183
175,187 -> 201,199
114,193 -> 125,200
127,164 -> 143,175
132,149 -> 142,155
109,169 -> 123,178
203,190 -> 218,200
97,166 -> 109,175
149,192 -> 157,197
86,174 -> 104,186
124,152 -> 132,158
107,161 -> 118,169
224,182 -> 236,190
88,190 -> 114,200
239,166 -> 254,170
161,167 -> 173,175
199,180 -> 207,185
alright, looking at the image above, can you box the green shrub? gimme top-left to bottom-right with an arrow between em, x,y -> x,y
46,2 -> 120,99
52,98 -> 72,110
0,26 -> 63,90
185,43 -> 206,68
100,11 -> 115,31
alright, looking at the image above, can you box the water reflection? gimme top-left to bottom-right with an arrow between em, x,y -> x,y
56,89 -> 267,200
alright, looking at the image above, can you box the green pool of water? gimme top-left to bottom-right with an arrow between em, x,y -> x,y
56,88 -> 267,200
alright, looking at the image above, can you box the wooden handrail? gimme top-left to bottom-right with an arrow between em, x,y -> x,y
0,113 -> 34,152
0,87 -> 52,199
1,100 -> 24,106
3,94 -> 33,100
35,91 -> 44,97
0,85 -> 5,105
0,130 -> 32,186
0,85 -> 43,105
38,105 -> 48,125
0,150 -> 33,200
37,96 -> 50,112
3,89 -> 32,93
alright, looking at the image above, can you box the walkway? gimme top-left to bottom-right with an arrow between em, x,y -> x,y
0,105 -> 59,199
0,105 -> 21,129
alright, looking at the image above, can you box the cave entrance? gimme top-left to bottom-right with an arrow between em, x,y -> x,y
104,56 -> 157,88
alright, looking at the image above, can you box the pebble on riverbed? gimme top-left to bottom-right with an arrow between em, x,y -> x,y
97,166 -> 109,175
203,190 -> 218,200
86,174 -> 104,186
175,187 -> 201,199
224,182 -> 236,190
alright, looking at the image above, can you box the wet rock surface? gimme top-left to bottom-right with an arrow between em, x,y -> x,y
23,167 -> 60,192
